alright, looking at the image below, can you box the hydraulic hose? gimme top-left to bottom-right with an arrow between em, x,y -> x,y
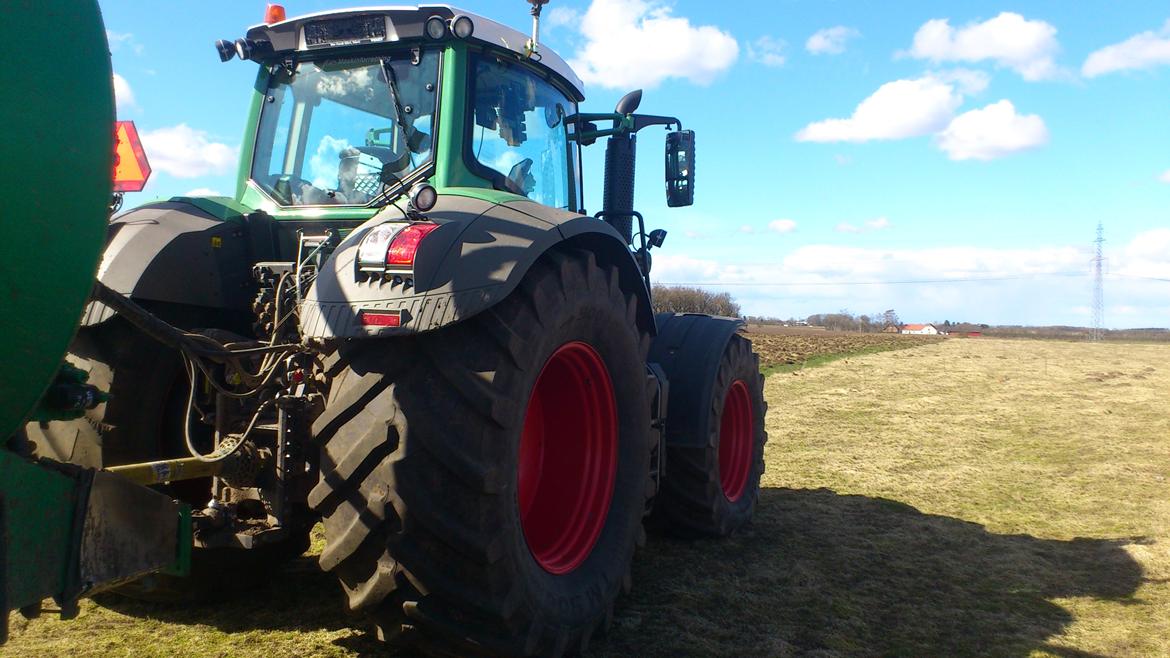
91,280 -> 233,361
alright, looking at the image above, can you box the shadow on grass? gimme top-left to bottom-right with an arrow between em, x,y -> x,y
596,487 -> 1146,657
95,487 -> 1145,657
93,554 -> 391,655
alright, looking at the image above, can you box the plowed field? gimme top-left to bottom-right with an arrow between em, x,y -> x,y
743,327 -> 942,372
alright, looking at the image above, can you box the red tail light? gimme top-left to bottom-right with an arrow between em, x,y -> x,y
386,223 -> 440,268
264,4 -> 287,24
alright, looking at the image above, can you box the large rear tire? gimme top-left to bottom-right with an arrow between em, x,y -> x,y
654,334 -> 767,537
311,249 -> 653,656
25,315 -> 185,469
24,312 -> 311,601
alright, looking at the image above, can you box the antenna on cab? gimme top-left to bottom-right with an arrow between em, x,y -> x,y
525,0 -> 550,59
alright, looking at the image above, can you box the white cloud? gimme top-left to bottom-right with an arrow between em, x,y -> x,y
906,12 -> 1061,81
112,73 -> 136,114
935,100 -> 1049,161
739,225 -> 756,234
1118,228 -> 1170,280
568,0 -> 738,89
652,228 -> 1170,326
107,30 -> 144,55
1159,170 -> 1170,183
748,36 -> 786,67
546,7 -> 581,29
650,242 -> 1096,324
183,187 -> 223,197
795,73 -> 966,143
769,219 -> 797,234
795,70 -> 1049,161
139,124 -> 238,178
653,244 -> 1089,296
936,68 -> 991,95
836,217 -> 891,233
806,26 -> 860,55
308,135 -> 353,188
1083,20 -> 1170,77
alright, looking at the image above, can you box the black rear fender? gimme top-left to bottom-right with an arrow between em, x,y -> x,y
300,196 -> 655,339
83,200 -> 265,326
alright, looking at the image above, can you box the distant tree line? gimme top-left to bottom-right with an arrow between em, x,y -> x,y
802,309 -> 902,333
651,285 -> 742,317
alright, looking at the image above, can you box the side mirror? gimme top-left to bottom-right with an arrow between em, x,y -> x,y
615,89 -> 643,115
665,130 -> 695,208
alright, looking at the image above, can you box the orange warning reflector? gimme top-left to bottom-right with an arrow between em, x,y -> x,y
113,121 -> 151,193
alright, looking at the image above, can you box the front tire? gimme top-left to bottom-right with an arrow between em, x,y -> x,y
311,249 -> 653,655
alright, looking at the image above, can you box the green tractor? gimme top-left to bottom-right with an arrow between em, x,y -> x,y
20,2 -> 768,654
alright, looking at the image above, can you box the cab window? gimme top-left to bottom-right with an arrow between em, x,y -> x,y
469,55 -> 578,210
251,50 -> 440,206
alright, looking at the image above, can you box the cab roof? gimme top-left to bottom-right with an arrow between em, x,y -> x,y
246,4 -> 585,101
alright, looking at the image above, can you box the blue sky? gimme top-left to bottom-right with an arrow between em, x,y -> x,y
102,1 -> 1170,327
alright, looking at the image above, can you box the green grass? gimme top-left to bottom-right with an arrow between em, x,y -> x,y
5,338 -> 1170,656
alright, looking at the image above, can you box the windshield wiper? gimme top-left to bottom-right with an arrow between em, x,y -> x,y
366,57 -> 417,209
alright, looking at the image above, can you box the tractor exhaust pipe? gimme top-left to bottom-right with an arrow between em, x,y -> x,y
602,89 -> 643,245
603,134 -> 636,244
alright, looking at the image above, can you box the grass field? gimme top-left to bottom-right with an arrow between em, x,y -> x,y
4,337 -> 1169,657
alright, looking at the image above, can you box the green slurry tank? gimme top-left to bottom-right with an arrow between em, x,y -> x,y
0,1 -> 114,432
0,1 -> 186,642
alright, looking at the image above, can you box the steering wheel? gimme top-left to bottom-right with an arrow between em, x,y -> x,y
506,158 -> 535,196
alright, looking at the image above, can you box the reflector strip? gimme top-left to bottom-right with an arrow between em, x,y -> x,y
359,310 -> 402,327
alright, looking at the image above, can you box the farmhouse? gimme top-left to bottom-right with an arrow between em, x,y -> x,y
901,323 -> 940,335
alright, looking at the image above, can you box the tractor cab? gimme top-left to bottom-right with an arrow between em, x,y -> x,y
219,4 -> 694,240
222,6 -> 589,216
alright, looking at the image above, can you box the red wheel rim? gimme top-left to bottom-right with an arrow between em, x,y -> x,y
719,380 -> 754,502
518,341 -> 618,575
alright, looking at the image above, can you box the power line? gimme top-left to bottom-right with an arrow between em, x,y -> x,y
1111,273 -> 1170,282
1091,223 -> 1105,341
655,272 -> 1088,287
657,270 -> 1170,289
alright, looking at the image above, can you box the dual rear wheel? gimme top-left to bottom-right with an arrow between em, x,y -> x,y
655,335 -> 768,538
